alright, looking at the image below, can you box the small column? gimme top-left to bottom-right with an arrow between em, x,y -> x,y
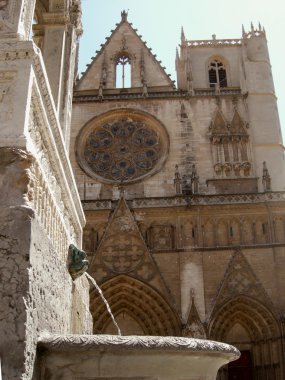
191,164 -> 199,194
262,161 -> 271,192
174,164 -> 182,194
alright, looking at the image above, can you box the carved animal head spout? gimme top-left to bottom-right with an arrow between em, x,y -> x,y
68,244 -> 89,280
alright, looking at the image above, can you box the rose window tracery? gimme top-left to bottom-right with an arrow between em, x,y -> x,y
77,110 -> 169,184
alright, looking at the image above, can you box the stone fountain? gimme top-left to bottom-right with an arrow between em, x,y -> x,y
37,246 -> 239,380
38,334 -> 239,380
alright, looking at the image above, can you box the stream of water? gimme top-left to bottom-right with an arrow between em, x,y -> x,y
85,272 -> 122,336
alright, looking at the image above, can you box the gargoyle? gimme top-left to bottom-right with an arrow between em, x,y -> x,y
68,244 -> 89,280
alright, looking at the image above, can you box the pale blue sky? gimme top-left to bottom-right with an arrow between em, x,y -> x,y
79,0 -> 285,139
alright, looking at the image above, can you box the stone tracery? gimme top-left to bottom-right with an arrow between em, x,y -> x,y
77,109 -> 169,184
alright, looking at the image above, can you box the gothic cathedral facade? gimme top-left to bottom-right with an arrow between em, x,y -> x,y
72,11 -> 285,380
0,2 -> 284,380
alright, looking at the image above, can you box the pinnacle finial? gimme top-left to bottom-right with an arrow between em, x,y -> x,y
176,47 -> 179,59
121,9 -> 128,22
181,26 -> 186,44
242,24 -> 245,37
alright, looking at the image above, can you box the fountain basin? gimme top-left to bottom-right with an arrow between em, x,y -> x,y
38,334 -> 239,380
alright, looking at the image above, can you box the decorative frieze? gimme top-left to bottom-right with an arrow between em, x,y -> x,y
186,38 -> 242,48
82,192 -> 285,211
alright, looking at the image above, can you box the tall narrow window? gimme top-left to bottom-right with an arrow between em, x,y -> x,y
116,54 -> 131,88
208,60 -> 227,87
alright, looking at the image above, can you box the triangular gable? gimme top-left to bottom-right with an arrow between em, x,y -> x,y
209,108 -> 228,135
89,197 -> 176,304
212,249 -> 273,311
76,12 -> 174,91
230,110 -> 248,135
183,291 -> 206,338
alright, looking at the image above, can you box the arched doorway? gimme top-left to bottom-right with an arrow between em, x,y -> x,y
209,296 -> 283,380
90,275 -> 181,336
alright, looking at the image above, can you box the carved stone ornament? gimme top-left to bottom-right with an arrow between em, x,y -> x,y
91,197 -> 155,278
212,249 -> 273,310
76,109 -> 169,184
38,333 -> 240,357
183,290 -> 206,339
68,244 -> 89,280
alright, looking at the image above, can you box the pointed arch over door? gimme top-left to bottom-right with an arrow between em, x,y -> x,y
90,275 -> 181,336
209,296 -> 283,380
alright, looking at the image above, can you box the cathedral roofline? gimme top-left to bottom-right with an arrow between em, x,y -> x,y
76,11 -> 175,89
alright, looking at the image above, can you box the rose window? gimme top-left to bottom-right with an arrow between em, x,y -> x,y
77,110 -> 169,184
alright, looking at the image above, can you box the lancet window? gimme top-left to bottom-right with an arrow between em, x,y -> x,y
115,54 -> 131,88
208,60 -> 227,88
209,110 -> 251,177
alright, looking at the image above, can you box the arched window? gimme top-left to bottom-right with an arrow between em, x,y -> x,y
116,54 -> 131,88
208,60 -> 227,88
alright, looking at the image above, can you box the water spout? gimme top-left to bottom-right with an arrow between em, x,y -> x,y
85,272 -> 121,336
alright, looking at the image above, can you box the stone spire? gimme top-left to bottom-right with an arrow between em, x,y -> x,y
181,26 -> 186,46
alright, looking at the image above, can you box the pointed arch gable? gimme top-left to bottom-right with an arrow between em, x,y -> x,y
90,275 -> 181,336
230,109 -> 248,135
209,295 -> 280,342
209,108 -> 228,135
211,249 -> 275,311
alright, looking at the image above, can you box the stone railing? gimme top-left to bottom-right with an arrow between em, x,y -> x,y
73,88 -> 242,103
82,192 -> 285,211
186,38 -> 242,48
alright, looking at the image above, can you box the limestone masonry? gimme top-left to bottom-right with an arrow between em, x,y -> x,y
0,2 -> 284,380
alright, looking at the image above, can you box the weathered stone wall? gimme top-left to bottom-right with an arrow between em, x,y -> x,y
0,148 -> 91,379
0,206 -> 31,379
0,148 -> 33,379
27,218 -> 91,380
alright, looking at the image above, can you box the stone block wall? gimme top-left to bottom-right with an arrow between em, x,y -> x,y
0,148 -> 91,379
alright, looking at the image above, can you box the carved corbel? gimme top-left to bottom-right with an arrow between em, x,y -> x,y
214,163 -> 223,176
242,161 -> 251,177
223,163 -> 232,177
233,162 -> 241,177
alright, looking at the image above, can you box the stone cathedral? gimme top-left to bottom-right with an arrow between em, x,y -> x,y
0,1 -> 285,380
